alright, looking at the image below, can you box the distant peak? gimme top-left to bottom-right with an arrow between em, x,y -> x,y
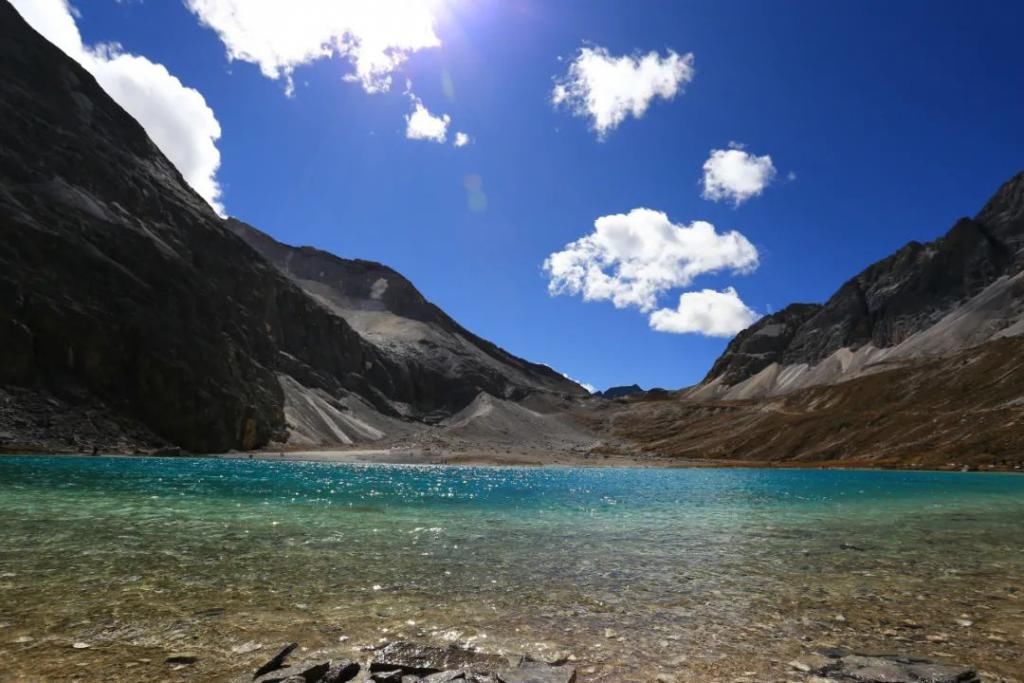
977,170 -> 1024,228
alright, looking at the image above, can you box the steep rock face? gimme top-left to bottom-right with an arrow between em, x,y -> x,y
705,172 -> 1024,388
702,304 -> 821,385
0,4 -> 415,451
225,219 -> 586,418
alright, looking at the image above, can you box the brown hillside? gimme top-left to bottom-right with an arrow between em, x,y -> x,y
597,337 -> 1024,469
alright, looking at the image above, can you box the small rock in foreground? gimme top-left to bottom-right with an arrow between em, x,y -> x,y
796,649 -> 979,683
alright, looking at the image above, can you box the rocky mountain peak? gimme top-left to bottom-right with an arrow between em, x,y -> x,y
703,171 -> 1024,389
976,171 -> 1024,248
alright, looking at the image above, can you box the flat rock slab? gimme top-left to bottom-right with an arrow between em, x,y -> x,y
496,660 -> 577,683
371,641 -> 510,676
796,650 -> 979,683
421,673 -> 470,683
368,644 -> 575,683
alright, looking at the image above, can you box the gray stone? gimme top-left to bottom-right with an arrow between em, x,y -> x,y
494,661 -> 576,683
371,641 -> 506,677
904,662 -> 979,682
423,672 -> 467,682
806,651 -> 980,683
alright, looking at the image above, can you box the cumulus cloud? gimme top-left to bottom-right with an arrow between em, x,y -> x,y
453,131 -> 470,147
11,0 -> 224,214
185,0 -> 443,95
544,208 -> 759,312
649,287 -> 759,336
405,97 -> 450,142
552,46 -> 694,139
701,143 -> 777,206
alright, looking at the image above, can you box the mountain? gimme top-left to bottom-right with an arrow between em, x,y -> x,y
224,220 -> 582,420
696,172 -> 1024,400
600,172 -> 1024,468
596,384 -> 645,399
0,3 -> 582,454
604,335 -> 1024,468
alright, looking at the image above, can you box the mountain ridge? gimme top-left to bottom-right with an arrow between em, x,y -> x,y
225,218 -> 583,419
596,171 -> 1024,468
700,172 -> 1024,396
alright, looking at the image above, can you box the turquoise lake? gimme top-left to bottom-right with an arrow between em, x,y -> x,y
0,456 -> 1022,681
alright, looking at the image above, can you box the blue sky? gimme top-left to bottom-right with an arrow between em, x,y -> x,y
19,0 -> 1024,391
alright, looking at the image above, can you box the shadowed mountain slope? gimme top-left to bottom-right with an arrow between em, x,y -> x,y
0,2 -> 581,453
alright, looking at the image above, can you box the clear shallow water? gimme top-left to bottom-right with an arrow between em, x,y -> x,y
0,457 -> 1022,682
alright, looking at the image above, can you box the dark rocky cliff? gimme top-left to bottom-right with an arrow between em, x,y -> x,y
0,3 -> 580,452
705,172 -> 1024,385
0,2 -> 409,451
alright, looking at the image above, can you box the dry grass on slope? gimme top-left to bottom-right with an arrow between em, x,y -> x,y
598,337 -> 1024,469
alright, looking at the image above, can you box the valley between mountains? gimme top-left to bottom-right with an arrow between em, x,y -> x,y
2,1 -> 1023,470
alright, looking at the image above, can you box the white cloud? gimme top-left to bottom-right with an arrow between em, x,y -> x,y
12,0 -> 224,214
561,373 -> 595,394
453,131 -> 470,147
405,97 -> 450,142
649,287 -> 759,336
552,46 -> 694,139
701,143 -> 776,206
544,208 -> 759,311
185,0 -> 443,95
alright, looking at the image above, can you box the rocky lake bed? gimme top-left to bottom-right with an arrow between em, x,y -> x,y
1,457 -> 1022,681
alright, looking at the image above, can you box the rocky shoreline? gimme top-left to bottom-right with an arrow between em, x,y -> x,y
3,448 -> 1024,473
226,640 -> 984,683
235,640 -> 578,683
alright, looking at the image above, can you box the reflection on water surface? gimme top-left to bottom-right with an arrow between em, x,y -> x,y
0,457 -> 1021,681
